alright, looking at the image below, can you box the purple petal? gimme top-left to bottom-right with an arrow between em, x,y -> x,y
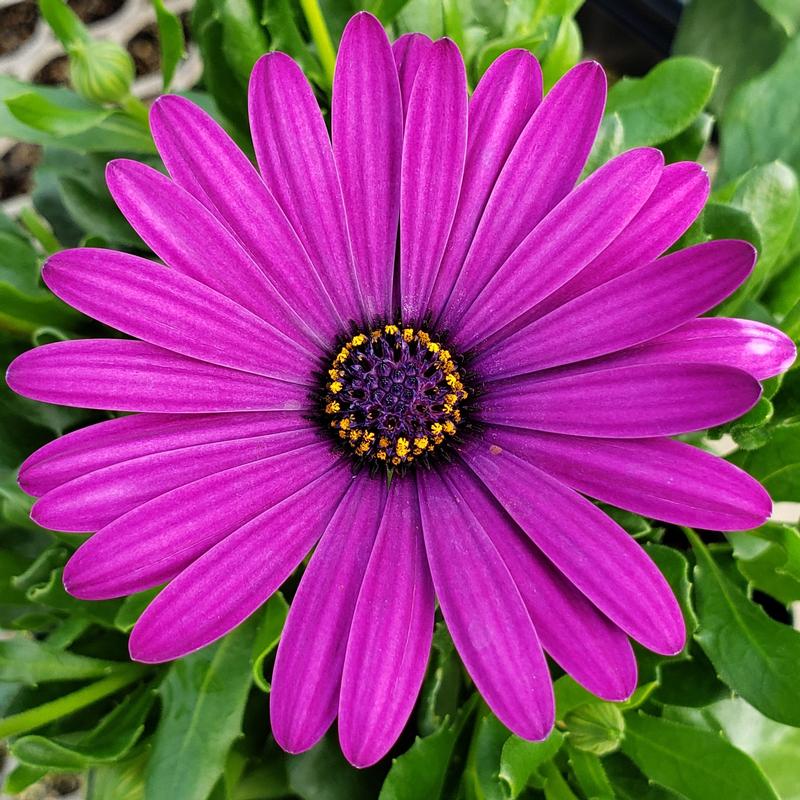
462,442 -> 685,655
392,33 -> 433,119
427,49 -> 542,322
150,98 -> 343,343
479,240 -> 756,379
249,53 -> 364,324
486,427 -> 771,531
480,363 -> 761,437
106,159 -> 326,349
597,317 -> 797,380
333,13 -> 402,320
19,411 -> 303,497
33,426 -> 314,531
128,462 -> 353,663
43,249 -> 317,382
532,161 -> 710,318
6,340 -> 309,413
400,38 -> 468,321
448,460 -> 636,700
417,470 -> 554,740
271,478 -> 386,754
64,441 -> 342,599
439,61 -> 606,330
339,479 -> 434,767
455,148 -> 664,350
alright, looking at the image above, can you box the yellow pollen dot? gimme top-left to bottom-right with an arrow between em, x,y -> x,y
325,401 -> 340,414
431,423 -> 443,435
427,342 -> 440,353
417,331 -> 430,345
339,417 -> 351,430
376,451 -> 387,460
378,437 -> 390,448
402,328 -> 414,341
384,324 -> 399,335
443,421 -> 456,435
391,456 -> 401,465
350,334 -> 367,347
396,438 -> 410,458
444,393 -> 457,406
330,381 -> 342,394
414,437 -> 429,450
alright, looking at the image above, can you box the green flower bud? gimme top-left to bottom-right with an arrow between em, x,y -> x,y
68,40 -> 135,105
564,702 -> 625,756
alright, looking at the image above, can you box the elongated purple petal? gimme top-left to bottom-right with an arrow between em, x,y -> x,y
333,14 -> 402,321
19,411 -> 303,497
149,95 -> 343,343
33,427 -> 313,531
64,441 -> 342,598
480,363 -> 760,437
439,61 -> 606,329
271,478 -> 386,754
462,443 -> 685,655
400,38 -> 467,321
392,33 -> 432,119
43,249 -> 317,381
6,340 -> 309,413
486,427 -> 771,531
339,479 -> 434,767
427,50 -> 542,322
532,161 -> 710,318
249,52 -> 365,323
479,240 -> 756,379
129,463 -> 353,663
455,148 -> 664,350
417,470 -> 554,740
597,317 -> 797,380
106,159 -> 324,349
448,461 -> 636,700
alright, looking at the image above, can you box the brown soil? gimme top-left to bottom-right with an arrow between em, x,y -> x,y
0,1 -> 39,57
0,143 -> 43,200
128,22 -> 161,76
68,0 -> 125,24
32,53 -> 70,86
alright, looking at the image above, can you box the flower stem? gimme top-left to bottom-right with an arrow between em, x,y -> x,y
299,0 -> 337,88
0,664 -> 147,739
18,207 -> 61,255
120,94 -> 150,127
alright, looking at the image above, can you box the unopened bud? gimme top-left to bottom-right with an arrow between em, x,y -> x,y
69,40 -> 135,105
565,702 -> 625,755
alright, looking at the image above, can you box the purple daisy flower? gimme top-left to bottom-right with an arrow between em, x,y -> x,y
6,11 -> 796,767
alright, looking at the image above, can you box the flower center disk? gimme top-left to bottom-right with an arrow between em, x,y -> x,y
324,325 -> 469,467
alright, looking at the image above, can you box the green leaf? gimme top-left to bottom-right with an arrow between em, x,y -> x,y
717,162 -> 800,310
144,617 -> 258,800
673,0 -> 787,114
688,529 -> 800,726
367,0 -> 412,25
566,743 -> 614,800
603,753 -> 676,800
87,749 -> 148,800
251,592 -> 288,692
151,0 -> 186,89
380,695 -> 477,800
756,0 -> 800,34
728,522 -> 800,604
660,112 -> 714,164
417,623 -> 462,736
288,733 -> 382,799
499,731 -> 563,797
621,712 -> 779,800
213,0 -> 269,88
541,17 -> 581,92
719,35 -> 800,185
11,685 -> 155,770
261,0 -> 325,87
733,422 -> 800,501
463,710 -> 510,800
3,763 -> 47,795
5,92 -> 110,137
605,57 -> 718,148
113,588 -> 160,633
0,637 -> 121,684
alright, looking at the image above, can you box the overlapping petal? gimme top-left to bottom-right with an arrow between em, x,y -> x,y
42,249 -> 318,381
249,52 -> 365,323
454,147 -> 664,349
400,38 -> 468,321
149,95 -> 343,341
128,461 -> 353,662
392,33 -> 432,118
462,441 -> 685,655
333,13 -> 402,320
484,427 -> 771,531
478,239 -> 756,378
271,477 -> 386,753
417,470 -> 554,739
428,49 -> 542,321
6,340 -> 309,413
480,363 -> 761,437
339,479 -> 434,767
